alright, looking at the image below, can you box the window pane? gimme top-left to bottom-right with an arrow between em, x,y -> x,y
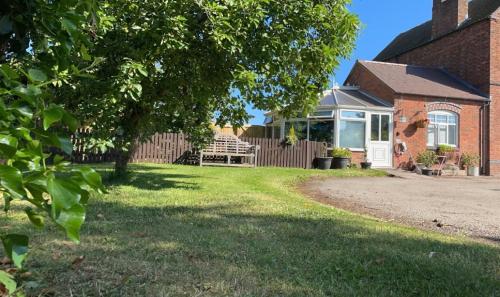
381,115 -> 390,141
428,114 -> 436,123
341,111 -> 365,119
310,110 -> 333,118
273,126 -> 281,139
284,121 -> 307,140
436,115 -> 447,123
339,120 -> 365,149
448,115 -> 457,124
427,124 -> 436,147
448,125 -> 457,145
438,125 -> 447,144
371,114 -> 380,141
309,121 -> 335,145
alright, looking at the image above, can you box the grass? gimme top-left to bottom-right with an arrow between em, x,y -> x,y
1,164 -> 499,296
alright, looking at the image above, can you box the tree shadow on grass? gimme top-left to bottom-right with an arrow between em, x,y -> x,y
92,166 -> 202,191
27,201 -> 500,297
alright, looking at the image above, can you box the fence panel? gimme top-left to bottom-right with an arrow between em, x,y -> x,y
72,131 -> 325,169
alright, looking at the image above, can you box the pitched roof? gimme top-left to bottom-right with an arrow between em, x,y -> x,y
351,60 -> 489,101
319,87 -> 393,109
375,0 -> 499,61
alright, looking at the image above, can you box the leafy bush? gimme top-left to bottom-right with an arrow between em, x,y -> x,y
285,126 -> 298,146
438,144 -> 455,154
332,147 -> 352,158
416,150 -> 438,168
462,153 -> 480,167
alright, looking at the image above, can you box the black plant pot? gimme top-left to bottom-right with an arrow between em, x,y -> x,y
332,157 -> 350,169
361,162 -> 372,169
316,157 -> 333,170
421,168 -> 434,176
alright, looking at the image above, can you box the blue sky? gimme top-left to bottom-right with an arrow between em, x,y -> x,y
246,0 -> 433,125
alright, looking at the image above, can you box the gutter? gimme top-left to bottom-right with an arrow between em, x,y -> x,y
480,99 -> 491,174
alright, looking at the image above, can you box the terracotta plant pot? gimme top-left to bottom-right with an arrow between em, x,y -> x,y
414,119 -> 429,128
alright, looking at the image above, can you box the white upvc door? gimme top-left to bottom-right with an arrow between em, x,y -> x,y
369,113 -> 393,168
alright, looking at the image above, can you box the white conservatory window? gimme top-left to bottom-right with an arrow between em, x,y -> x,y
339,110 -> 366,149
427,111 -> 458,147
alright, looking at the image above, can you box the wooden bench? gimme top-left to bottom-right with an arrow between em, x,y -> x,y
199,134 -> 260,167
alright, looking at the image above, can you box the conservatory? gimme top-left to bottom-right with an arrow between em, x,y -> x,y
264,86 -> 394,167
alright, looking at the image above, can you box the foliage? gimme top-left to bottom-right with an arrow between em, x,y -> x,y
2,164 -> 498,296
0,0 -> 104,293
416,150 -> 438,168
57,0 -> 360,174
285,126 -> 298,146
438,144 -> 455,154
461,153 -> 480,167
332,147 -> 352,158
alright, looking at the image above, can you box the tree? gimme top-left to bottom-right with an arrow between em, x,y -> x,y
59,0 -> 359,175
0,1 -> 104,293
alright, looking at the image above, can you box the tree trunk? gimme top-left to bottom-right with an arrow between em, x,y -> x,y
114,149 -> 132,177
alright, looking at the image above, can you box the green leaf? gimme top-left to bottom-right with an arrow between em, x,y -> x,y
25,208 -> 45,228
0,134 -> 18,157
63,112 -> 79,132
0,270 -> 16,295
43,105 -> 63,130
28,68 -> 47,82
1,234 -> 29,268
58,136 -> 73,155
0,64 -> 19,80
47,176 -> 81,212
55,204 -> 85,243
75,166 -> 104,192
0,165 -> 26,199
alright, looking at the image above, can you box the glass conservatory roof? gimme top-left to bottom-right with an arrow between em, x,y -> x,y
319,87 -> 393,110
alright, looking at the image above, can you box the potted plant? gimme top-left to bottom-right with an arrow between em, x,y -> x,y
360,147 -> 372,169
437,144 -> 455,156
332,147 -> 352,169
462,152 -> 480,176
416,150 -> 438,176
414,118 -> 430,128
315,143 -> 333,170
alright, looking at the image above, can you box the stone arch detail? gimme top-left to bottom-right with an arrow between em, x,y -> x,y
426,102 -> 462,114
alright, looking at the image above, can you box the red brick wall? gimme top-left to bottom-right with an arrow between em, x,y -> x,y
393,95 -> 482,169
432,0 -> 469,38
386,20 -> 491,92
345,62 -> 396,103
489,16 -> 500,174
382,18 -> 497,174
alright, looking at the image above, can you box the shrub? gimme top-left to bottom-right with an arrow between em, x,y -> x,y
438,144 -> 455,154
332,147 -> 352,158
462,153 -> 480,167
285,126 -> 298,146
416,150 -> 438,168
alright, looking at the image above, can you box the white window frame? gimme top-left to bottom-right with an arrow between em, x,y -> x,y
337,109 -> 367,151
427,110 -> 458,148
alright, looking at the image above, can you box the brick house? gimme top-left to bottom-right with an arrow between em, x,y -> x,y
362,0 -> 499,174
265,0 -> 498,173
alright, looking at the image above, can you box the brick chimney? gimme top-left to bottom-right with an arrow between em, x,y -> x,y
432,0 -> 470,38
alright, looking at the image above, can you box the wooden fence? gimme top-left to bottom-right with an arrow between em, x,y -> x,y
72,132 -> 325,169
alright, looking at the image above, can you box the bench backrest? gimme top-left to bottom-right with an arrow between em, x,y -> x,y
202,134 -> 256,154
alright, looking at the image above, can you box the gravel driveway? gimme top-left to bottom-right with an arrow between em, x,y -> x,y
301,173 -> 500,242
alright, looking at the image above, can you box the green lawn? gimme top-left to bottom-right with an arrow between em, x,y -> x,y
2,164 -> 499,296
